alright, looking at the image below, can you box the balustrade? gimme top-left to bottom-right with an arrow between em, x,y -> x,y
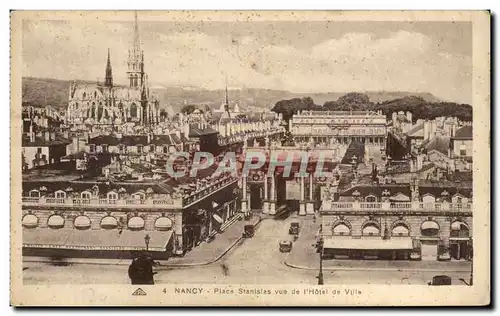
322,202 -> 471,213
21,174 -> 240,210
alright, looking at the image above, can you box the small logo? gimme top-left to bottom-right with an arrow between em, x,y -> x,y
132,288 -> 147,296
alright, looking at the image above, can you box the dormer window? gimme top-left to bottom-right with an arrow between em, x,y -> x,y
107,191 -> 118,200
55,190 -> 66,199
81,191 -> 91,199
29,189 -> 40,198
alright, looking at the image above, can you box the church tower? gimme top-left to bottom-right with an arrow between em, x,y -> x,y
104,48 -> 113,88
127,11 -> 145,89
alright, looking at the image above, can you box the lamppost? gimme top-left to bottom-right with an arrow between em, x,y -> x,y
317,237 -> 324,285
144,234 -> 150,252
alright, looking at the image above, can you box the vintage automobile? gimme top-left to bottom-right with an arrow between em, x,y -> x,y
289,222 -> 300,235
410,251 -> 422,261
438,252 -> 451,261
279,240 -> 293,253
428,275 -> 452,286
242,224 -> 254,238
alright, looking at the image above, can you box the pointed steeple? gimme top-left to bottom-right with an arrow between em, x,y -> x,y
105,48 -> 113,88
133,11 -> 141,54
127,11 -> 145,88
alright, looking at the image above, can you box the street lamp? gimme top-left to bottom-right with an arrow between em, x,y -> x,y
144,234 -> 150,252
317,237 -> 324,285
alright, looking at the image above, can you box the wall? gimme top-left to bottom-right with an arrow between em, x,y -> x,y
23,146 -> 49,169
452,139 -> 473,157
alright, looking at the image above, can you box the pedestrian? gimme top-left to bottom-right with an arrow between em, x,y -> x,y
128,254 -> 157,285
221,263 -> 229,276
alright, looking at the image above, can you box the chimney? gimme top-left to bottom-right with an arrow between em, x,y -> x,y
451,124 -> 456,137
184,123 -> 190,139
406,111 -> 412,124
72,137 -> 79,153
147,133 -> 152,144
423,121 -> 430,141
44,131 -> 50,142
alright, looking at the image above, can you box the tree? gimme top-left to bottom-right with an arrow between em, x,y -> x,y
324,92 -> 373,111
180,104 -> 196,115
271,97 -> 322,122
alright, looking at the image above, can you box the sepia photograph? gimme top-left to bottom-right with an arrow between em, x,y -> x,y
10,10 -> 490,306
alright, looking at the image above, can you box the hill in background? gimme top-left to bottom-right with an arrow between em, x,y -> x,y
22,77 -> 444,114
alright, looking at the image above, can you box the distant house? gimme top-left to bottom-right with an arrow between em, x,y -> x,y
450,125 -> 472,171
22,131 -> 70,170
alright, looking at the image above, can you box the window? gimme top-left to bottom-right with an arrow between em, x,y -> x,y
137,145 -> 143,153
55,190 -> 66,199
37,147 -> 42,154
81,191 -> 91,199
89,144 -> 96,153
102,144 -> 108,153
107,192 -> 118,200
29,190 -> 40,198
460,144 -> 467,156
119,145 -> 125,153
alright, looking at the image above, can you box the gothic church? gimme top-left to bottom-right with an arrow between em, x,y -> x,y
66,12 -> 160,126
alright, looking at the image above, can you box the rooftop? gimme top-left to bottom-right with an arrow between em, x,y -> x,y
453,126 -> 473,139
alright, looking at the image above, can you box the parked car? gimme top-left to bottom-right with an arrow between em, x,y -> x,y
428,275 -> 452,286
438,252 -> 451,261
289,222 -> 300,235
242,225 -> 254,238
410,251 -> 422,261
279,240 -> 293,253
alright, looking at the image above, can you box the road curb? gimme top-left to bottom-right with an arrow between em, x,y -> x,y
283,260 -> 472,273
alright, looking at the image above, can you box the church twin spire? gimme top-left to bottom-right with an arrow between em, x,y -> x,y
103,11 -> 144,89
127,10 -> 145,88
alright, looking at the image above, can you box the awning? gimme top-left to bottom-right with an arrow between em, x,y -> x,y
74,216 -> 91,230
333,224 -> 351,235
421,221 -> 439,231
451,221 -> 468,231
392,225 -> 409,236
362,225 -> 380,235
155,217 -> 173,231
101,216 -> 118,229
47,215 -> 65,229
23,229 -> 173,252
22,214 -> 38,229
128,217 -> 145,230
323,237 -> 413,250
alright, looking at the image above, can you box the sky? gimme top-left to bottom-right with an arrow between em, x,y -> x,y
21,12 -> 472,104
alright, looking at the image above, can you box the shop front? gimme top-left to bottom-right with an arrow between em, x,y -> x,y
450,221 -> 471,260
322,236 -> 413,260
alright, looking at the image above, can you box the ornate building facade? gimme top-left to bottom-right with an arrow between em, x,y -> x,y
66,12 -> 160,126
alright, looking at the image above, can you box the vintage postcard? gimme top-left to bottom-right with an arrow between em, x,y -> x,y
10,10 -> 490,306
